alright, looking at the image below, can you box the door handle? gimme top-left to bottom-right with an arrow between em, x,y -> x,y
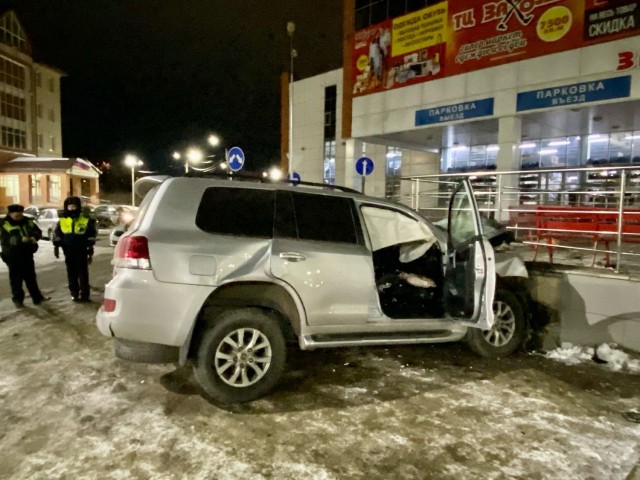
279,252 -> 307,262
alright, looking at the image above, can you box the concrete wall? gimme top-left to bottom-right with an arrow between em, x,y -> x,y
530,268 -> 640,353
292,69 -> 343,185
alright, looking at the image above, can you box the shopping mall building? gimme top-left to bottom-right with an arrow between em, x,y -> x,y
281,0 -> 640,213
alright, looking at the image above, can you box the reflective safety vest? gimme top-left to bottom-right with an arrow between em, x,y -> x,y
59,215 -> 89,234
2,220 -> 33,237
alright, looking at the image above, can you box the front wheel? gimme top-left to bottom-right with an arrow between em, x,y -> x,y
193,308 -> 286,404
467,289 -> 526,358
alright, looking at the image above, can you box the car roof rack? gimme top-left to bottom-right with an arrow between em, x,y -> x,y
183,170 -> 361,194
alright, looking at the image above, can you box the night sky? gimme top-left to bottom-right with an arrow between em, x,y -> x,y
1,0 -> 343,175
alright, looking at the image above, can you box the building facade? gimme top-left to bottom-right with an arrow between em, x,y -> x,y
282,0 -> 640,214
0,10 -> 99,208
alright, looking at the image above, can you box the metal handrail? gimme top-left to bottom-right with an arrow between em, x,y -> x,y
400,165 -> 640,273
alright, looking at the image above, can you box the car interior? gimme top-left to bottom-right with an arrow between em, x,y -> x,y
361,205 -> 446,319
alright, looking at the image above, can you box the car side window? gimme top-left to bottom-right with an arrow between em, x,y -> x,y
281,191 -> 361,244
196,187 -> 275,238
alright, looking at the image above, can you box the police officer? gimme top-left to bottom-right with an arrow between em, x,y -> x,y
0,204 -> 49,308
53,196 -> 97,302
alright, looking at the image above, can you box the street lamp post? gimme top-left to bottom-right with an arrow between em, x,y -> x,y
124,154 -> 143,207
287,21 -> 296,177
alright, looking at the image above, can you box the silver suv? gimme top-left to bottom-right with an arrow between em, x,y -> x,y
97,176 -> 521,404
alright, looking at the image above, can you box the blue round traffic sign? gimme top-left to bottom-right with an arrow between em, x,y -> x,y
227,146 -> 245,172
287,171 -> 301,185
355,156 -> 374,176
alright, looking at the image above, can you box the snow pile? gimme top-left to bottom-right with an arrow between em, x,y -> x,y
546,343 -> 640,373
595,343 -> 640,372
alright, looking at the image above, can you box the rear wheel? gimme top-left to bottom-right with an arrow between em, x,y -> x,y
467,289 -> 526,357
193,308 -> 286,404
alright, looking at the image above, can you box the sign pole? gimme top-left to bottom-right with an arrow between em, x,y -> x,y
355,156 -> 374,194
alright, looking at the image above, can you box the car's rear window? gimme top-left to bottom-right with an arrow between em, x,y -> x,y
196,187 -> 275,238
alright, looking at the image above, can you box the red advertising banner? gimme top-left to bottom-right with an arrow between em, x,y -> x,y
352,0 -> 640,97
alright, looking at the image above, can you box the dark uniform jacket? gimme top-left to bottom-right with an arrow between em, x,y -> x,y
0,215 -> 41,262
53,212 -> 97,256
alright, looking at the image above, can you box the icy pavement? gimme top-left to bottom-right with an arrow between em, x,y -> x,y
0,237 -> 639,479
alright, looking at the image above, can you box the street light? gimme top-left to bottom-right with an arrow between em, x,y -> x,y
124,154 -> 143,207
269,167 -> 283,181
287,21 -> 297,177
207,134 -> 220,148
185,148 -> 204,173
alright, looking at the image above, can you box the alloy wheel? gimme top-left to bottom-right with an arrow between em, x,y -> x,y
214,328 -> 272,387
483,300 -> 516,347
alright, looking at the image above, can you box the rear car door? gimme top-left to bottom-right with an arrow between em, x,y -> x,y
445,179 -> 495,329
270,190 -> 376,326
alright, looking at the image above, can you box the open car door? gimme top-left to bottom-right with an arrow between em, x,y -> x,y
445,179 -> 495,330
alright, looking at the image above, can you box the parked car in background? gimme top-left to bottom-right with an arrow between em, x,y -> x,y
34,207 -> 61,239
109,207 -> 138,246
23,205 -> 49,219
94,204 -> 133,228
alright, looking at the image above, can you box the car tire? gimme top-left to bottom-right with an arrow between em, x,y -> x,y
193,308 -> 286,404
466,288 -> 526,358
47,228 -> 53,240
114,338 -> 178,363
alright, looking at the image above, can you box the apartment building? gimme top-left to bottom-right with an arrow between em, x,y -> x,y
0,10 -> 99,208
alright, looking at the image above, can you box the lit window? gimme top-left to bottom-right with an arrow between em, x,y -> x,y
323,140 -> 336,185
0,175 -> 19,203
30,174 -> 42,204
385,146 -> 402,201
48,175 -> 61,202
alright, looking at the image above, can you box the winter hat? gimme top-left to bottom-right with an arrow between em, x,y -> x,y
63,196 -> 82,210
7,204 -> 24,213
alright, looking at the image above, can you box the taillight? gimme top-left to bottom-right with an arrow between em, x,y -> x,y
113,235 -> 151,269
103,298 -> 116,312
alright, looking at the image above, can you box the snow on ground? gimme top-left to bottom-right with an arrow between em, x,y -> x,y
547,343 -> 640,374
0,234 -> 639,479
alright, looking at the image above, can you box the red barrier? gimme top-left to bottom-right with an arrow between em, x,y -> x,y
509,205 -> 640,266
